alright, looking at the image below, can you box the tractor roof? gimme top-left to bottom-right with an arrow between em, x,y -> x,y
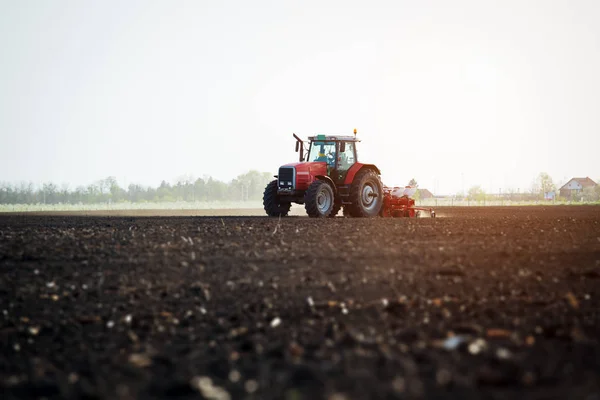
308,134 -> 360,142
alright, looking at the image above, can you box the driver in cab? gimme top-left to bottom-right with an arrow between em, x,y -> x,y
314,143 -> 335,167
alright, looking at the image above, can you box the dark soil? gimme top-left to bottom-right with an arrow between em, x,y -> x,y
1,206 -> 600,399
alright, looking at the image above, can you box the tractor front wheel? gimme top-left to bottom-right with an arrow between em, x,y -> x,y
263,180 -> 291,217
347,169 -> 383,217
305,180 -> 335,218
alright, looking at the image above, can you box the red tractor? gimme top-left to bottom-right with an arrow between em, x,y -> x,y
263,130 -> 436,218
263,130 -> 412,218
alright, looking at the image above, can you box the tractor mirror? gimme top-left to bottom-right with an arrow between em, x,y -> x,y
293,133 -> 305,162
340,142 -> 346,153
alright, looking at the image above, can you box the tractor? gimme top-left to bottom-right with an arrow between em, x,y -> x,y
263,130 -> 384,218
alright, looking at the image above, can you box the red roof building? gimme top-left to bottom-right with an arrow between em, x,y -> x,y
417,189 -> 434,199
559,177 -> 597,199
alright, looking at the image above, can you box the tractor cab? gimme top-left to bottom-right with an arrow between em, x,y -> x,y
304,134 -> 358,184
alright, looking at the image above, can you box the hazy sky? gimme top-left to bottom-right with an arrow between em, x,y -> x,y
1,0 -> 599,194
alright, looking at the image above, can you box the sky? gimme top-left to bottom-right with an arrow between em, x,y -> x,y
1,0 -> 599,195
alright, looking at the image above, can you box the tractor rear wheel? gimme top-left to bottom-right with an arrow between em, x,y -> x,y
263,180 -> 291,217
305,180 -> 335,218
347,169 -> 383,217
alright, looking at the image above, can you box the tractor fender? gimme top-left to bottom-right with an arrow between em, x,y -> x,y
344,163 -> 381,185
314,175 -> 337,194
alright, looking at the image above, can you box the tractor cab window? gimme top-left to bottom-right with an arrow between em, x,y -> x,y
338,142 -> 356,171
308,141 -> 336,166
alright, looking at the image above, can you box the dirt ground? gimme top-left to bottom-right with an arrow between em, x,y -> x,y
1,206 -> 599,399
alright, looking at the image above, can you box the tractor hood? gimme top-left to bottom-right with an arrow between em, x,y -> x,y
279,162 -> 328,192
281,161 -> 327,176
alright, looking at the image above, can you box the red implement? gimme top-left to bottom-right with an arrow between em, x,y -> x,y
380,186 -> 436,218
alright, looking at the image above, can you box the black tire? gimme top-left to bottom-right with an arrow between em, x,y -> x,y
328,198 -> 342,218
347,169 -> 383,217
263,180 -> 291,217
305,180 -> 335,218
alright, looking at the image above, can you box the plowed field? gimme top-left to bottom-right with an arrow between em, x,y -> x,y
1,206 -> 599,399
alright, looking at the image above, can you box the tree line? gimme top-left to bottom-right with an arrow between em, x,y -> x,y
0,170 -> 274,205
2,171 -> 598,205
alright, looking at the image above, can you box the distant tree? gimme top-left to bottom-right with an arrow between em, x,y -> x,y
174,181 -> 185,201
157,181 -> 174,201
42,183 -> 58,204
102,177 -> 125,202
536,172 -> 556,198
97,179 -> 108,196
0,183 -> 15,204
467,185 -> 486,202
174,175 -> 195,201
582,186 -> 600,202
86,183 -> 101,203
59,183 -> 70,204
19,182 -> 31,203
74,186 -> 86,204
194,178 -> 206,201
205,177 -> 228,201
231,170 -> 273,201
406,179 -> 420,200
145,186 -> 157,202
128,184 -> 145,202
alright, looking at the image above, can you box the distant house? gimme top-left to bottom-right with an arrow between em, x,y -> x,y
559,177 -> 597,199
417,188 -> 434,199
